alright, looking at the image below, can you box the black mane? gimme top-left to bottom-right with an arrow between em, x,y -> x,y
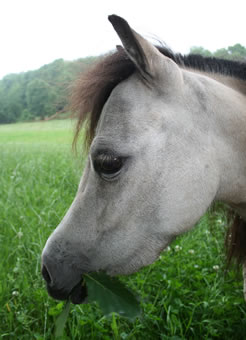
158,46 -> 246,81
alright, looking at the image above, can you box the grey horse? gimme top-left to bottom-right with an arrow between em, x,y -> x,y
42,15 -> 246,304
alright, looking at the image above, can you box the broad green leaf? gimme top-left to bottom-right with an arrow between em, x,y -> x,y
84,273 -> 141,320
54,300 -> 71,338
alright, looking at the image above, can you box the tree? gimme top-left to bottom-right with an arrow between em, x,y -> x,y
190,43 -> 246,61
225,43 -> 246,61
190,46 -> 213,57
26,79 -> 56,119
0,74 -> 25,123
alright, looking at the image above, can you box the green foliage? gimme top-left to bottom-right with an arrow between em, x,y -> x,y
190,43 -> 246,61
1,120 -> 246,339
26,79 -> 55,119
0,56 -> 97,124
190,46 -> 213,57
0,74 -> 26,123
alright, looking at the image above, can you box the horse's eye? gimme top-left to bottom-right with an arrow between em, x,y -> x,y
93,154 -> 123,179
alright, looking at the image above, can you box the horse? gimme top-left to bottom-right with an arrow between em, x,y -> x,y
41,15 -> 246,304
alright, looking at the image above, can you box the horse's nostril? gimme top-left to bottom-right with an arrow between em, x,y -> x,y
42,265 -> 52,285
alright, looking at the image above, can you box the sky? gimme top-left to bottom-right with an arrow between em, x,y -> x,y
0,0 -> 245,80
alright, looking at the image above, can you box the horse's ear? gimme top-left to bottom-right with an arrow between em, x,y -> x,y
108,15 -> 182,88
108,15 -> 153,82
108,15 -> 172,84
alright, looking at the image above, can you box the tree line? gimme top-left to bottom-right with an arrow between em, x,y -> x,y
190,43 -> 246,60
0,57 -> 97,124
0,44 -> 245,124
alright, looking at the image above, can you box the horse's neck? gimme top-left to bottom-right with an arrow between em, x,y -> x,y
201,74 -> 246,210
189,68 -> 246,96
210,74 -> 246,97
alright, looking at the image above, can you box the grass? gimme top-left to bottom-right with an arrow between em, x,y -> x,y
0,120 -> 74,144
1,120 -> 246,339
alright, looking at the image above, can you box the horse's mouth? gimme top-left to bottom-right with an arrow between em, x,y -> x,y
69,278 -> 88,304
46,277 -> 88,304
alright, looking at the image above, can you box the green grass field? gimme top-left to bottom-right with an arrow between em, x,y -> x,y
1,120 -> 246,339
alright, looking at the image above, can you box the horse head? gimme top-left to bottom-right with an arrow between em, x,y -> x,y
42,15 -> 246,303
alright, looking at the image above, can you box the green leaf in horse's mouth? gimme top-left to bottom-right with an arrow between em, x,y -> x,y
84,272 -> 141,321
54,272 -> 141,337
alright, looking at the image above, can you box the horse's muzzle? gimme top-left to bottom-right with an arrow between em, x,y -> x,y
41,242 -> 90,305
41,264 -> 88,304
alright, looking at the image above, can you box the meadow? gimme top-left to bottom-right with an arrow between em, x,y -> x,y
1,120 -> 246,339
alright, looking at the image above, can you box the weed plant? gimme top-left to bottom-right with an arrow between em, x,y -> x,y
0,121 -> 246,339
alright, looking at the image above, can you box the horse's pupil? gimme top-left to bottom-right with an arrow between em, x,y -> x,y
94,154 -> 123,177
101,156 -> 121,173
